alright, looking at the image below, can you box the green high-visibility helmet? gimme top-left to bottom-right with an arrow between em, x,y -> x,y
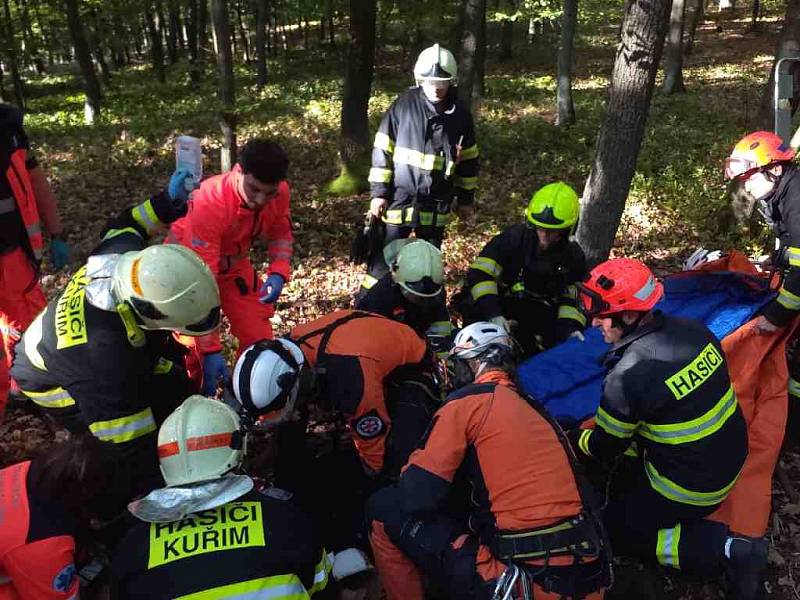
524,182 -> 580,230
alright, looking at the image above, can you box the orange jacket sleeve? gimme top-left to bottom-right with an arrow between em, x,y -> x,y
2,535 -> 78,600
261,181 -> 293,282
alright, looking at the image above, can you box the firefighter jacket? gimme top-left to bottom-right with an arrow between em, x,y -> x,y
369,87 -> 479,229
11,192 -> 192,492
289,310 -> 430,476
576,313 -> 748,508
166,164 -> 294,354
466,224 -> 587,334
0,461 -> 80,600
354,272 -> 452,339
111,488 -> 335,600
0,104 -> 58,261
397,370 -> 588,570
758,164 -> 800,326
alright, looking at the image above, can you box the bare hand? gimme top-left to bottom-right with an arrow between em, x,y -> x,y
369,197 -> 388,219
753,315 -> 781,335
454,202 -> 475,224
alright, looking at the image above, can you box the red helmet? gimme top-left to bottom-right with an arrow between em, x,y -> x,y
578,258 -> 663,317
724,131 -> 795,181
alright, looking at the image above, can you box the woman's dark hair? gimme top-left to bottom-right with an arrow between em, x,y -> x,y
28,434 -> 117,516
239,139 -> 289,183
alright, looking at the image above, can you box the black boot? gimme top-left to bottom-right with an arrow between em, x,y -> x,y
725,536 -> 768,600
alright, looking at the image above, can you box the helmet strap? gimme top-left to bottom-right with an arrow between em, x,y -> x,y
610,311 -> 648,339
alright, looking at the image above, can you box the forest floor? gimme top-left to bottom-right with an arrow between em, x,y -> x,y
1,8 -> 799,599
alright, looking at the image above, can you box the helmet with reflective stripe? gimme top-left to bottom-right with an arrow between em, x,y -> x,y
414,44 -> 458,82
232,339 -> 305,423
451,321 -> 511,360
578,258 -> 663,317
391,239 -> 444,299
524,182 -> 580,230
157,395 -> 243,487
113,245 -> 221,336
724,131 -> 796,180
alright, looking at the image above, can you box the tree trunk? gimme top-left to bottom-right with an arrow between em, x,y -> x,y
64,0 -> 102,123
325,0 -> 334,46
328,0 -> 376,195
683,0 -> 704,56
17,0 -> 44,73
187,0 -> 200,83
662,0 -> 687,94
211,0 -> 237,171
576,0 -> 672,266
0,62 -> 6,102
167,0 -> 179,63
499,0 -> 516,61
256,0 -> 268,86
198,0 -> 209,75
458,0 -> 487,112
555,0 -> 578,126
235,0 -> 250,61
750,0 -> 761,30
1,0 -> 24,108
757,0 -> 800,129
145,2 -> 166,83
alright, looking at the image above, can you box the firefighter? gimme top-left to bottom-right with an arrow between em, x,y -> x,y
110,394 -> 336,599
0,434 -> 117,600
231,310 -> 438,480
166,138 -> 293,396
366,321 -> 610,600
724,131 -> 800,430
0,103 -> 69,417
459,182 -> 587,356
573,258 -> 761,599
362,43 -> 479,291
355,239 -> 453,343
11,172 -> 220,496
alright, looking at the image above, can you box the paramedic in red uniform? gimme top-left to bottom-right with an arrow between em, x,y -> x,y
166,139 -> 293,395
366,321 -> 609,599
0,103 -> 69,417
0,435 -> 115,600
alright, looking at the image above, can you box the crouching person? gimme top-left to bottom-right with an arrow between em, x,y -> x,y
111,395 -> 336,599
367,322 -> 609,599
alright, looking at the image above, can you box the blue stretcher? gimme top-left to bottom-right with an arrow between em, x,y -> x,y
517,271 -> 776,424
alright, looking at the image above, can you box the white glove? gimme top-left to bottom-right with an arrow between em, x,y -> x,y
328,548 -> 371,581
682,247 -> 723,271
489,316 -> 511,332
569,330 -> 585,342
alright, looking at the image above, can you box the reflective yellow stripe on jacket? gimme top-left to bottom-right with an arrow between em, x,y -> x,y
374,131 -> 395,154
383,208 -> 451,227
469,256 -> 502,279
638,386 -> 737,445
645,460 -> 739,506
656,524 -> 681,569
89,407 -> 156,443
22,386 -> 76,408
557,305 -> 587,326
309,551 -> 333,595
131,198 -> 162,234
777,286 -> 800,311
175,574 -> 311,600
595,407 -> 637,439
393,147 -> 444,171
787,245 -> 800,267
470,280 -> 498,302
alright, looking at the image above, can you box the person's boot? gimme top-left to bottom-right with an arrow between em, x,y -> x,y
725,536 -> 768,600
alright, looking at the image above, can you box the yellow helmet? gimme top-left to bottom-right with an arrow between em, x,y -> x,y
524,182 -> 580,230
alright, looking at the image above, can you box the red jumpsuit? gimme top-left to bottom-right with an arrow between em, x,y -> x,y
0,462 -> 78,600
166,164 -> 293,356
0,105 -> 61,418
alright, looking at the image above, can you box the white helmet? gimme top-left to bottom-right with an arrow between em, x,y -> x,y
157,395 -> 244,487
113,245 -> 220,336
451,321 -> 511,359
391,240 -> 444,299
232,339 -> 305,423
414,44 -> 458,82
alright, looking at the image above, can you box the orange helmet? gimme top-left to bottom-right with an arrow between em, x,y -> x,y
724,131 -> 795,180
578,258 -> 663,317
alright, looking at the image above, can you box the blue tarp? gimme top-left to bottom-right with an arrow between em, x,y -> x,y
517,271 -> 776,424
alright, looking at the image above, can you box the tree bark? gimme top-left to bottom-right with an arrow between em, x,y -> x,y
167,0 -> 180,63
459,0 -> 487,112
64,0 -> 102,123
211,0 -> 237,171
499,0 -> 516,61
556,0 -> 578,126
255,0 -> 268,86
757,0 -> 800,129
1,0 -> 24,108
576,0 -> 672,266
662,0 -> 687,94
235,0 -> 250,61
683,0 -> 704,56
145,2 -> 166,82
198,0 -> 209,76
187,0 -> 200,83
329,0 -> 376,194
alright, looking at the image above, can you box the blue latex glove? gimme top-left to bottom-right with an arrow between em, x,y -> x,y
202,352 -> 230,397
167,168 -> 197,203
259,274 -> 285,304
50,237 -> 70,270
